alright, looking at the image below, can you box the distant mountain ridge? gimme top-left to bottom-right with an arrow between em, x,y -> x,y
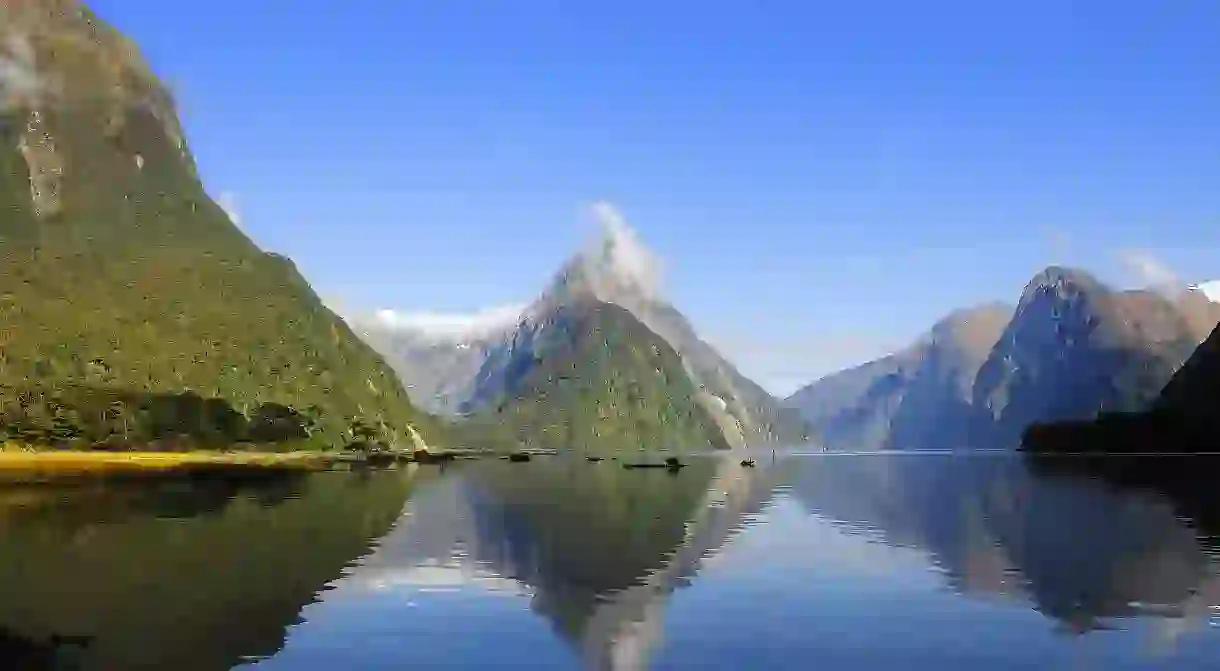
786,266 -> 1220,451
785,303 -> 1012,450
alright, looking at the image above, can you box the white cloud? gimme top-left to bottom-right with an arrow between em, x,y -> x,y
581,200 -> 663,299
1115,249 -> 1182,294
363,303 -> 527,340
216,191 -> 241,226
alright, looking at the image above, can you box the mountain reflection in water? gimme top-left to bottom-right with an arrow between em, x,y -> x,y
5,454 -> 1220,670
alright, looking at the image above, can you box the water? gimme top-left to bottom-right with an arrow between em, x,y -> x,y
5,454 -> 1220,670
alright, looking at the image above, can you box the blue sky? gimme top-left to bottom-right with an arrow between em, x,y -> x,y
93,0 -> 1219,394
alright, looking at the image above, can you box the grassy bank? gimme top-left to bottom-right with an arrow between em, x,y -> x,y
0,448 -> 339,481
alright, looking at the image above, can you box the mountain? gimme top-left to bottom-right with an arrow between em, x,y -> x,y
1154,321 -> 1220,432
461,299 -> 732,453
1024,301 -> 1220,452
352,308 -> 520,415
358,204 -> 811,450
784,303 -> 1012,450
782,353 -> 914,451
788,266 -> 1220,451
973,267 -> 1216,448
0,1 -> 432,447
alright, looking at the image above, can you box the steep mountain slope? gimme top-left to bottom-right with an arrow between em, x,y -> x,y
972,267 -> 1210,447
461,209 -> 809,448
461,300 -> 731,453
362,205 -> 810,449
1154,321 -> 1220,428
783,353 -> 914,450
789,266 -> 1220,451
1024,309 -> 1220,452
0,1 -> 430,446
884,303 -> 1014,449
784,303 -> 1012,450
531,216 -> 811,446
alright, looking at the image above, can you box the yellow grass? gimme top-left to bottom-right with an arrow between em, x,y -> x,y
0,447 -> 335,476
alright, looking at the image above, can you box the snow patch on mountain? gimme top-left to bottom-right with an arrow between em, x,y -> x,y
358,304 -> 526,342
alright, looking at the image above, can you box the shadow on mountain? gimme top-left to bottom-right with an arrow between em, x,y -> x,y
1023,319 -> 1220,454
0,625 -> 92,671
376,456 -> 781,670
783,454 -> 1220,636
0,467 -> 430,671
1022,409 -> 1216,455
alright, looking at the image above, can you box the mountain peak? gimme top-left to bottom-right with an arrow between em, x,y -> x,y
582,201 -> 662,294
1015,266 -> 1110,311
1025,266 -> 1106,292
543,202 -> 663,309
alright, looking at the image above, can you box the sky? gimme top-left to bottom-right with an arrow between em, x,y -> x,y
91,0 -> 1219,395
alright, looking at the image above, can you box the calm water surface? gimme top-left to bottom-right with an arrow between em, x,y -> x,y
4,454 -> 1220,669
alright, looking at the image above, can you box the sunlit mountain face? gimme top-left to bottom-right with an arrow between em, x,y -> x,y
353,203 -> 810,449
788,267 -> 1220,451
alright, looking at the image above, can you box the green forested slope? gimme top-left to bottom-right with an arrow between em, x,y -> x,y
0,0 -> 432,448
468,301 -> 731,454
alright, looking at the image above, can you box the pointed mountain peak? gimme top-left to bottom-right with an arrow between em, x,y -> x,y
542,202 -> 664,309
1026,265 -> 1106,291
1017,266 -> 1110,308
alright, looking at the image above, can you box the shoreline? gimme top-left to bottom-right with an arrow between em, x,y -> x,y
0,450 -> 341,483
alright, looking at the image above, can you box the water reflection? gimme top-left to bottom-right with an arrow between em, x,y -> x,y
269,456 -> 781,671
782,454 -> 1220,639
0,467 -> 430,671
6,453 -> 1220,670
251,453 -> 1220,669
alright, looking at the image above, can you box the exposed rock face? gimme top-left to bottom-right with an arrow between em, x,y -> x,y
17,109 -> 62,218
972,267 -> 1205,447
789,266 -> 1220,451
